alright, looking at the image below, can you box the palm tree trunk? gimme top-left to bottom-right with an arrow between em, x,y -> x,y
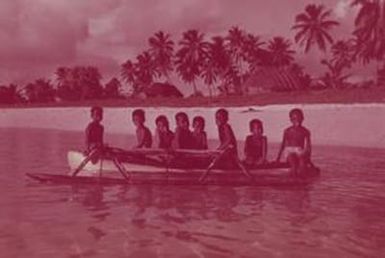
207,84 -> 213,98
192,80 -> 198,95
377,59 -> 385,87
165,72 -> 171,84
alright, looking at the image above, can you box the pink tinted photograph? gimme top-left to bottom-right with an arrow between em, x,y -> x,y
0,0 -> 384,257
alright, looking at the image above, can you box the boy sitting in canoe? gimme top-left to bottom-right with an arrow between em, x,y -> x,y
244,119 -> 267,167
276,108 -> 312,175
132,109 -> 152,148
85,106 -> 104,154
192,116 -> 208,150
172,112 -> 193,149
215,108 -> 239,168
154,115 -> 174,149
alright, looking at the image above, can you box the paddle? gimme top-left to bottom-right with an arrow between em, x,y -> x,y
112,157 -> 131,182
199,147 -> 229,182
236,158 -> 254,180
72,148 -> 99,177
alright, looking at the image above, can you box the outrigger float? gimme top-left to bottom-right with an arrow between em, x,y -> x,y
26,147 -> 320,186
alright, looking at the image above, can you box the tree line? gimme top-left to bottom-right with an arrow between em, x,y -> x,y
1,1 -> 384,104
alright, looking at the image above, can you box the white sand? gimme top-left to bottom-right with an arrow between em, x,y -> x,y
0,103 -> 384,148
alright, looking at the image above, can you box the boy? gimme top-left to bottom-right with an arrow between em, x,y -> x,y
276,108 -> 312,174
192,116 -> 208,150
172,112 -> 193,149
244,119 -> 267,167
215,108 -> 238,168
154,115 -> 174,149
85,106 -> 104,153
132,109 -> 152,148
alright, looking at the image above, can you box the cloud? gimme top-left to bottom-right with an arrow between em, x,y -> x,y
334,0 -> 351,18
0,0 -> 356,87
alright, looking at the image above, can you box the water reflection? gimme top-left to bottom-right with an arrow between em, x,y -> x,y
68,183 -> 314,225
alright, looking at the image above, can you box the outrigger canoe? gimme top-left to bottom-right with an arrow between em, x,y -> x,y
26,147 -> 320,186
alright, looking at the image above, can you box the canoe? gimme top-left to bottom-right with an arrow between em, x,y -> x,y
26,150 -> 321,186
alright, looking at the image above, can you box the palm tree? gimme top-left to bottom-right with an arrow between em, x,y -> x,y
225,26 -> 250,94
292,4 -> 339,52
148,31 -> 174,81
201,36 -> 231,97
0,84 -> 23,104
331,40 -> 355,69
321,59 -> 351,89
135,51 -> 158,90
55,67 -> 71,88
55,67 -> 80,101
24,79 -> 55,103
242,33 -> 265,72
175,29 -> 208,95
352,0 -> 385,85
77,66 -> 103,99
226,26 -> 246,67
267,37 -> 296,66
121,59 -> 138,94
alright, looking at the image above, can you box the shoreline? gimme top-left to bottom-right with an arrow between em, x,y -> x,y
1,88 -> 385,109
2,102 -> 385,110
1,103 -> 384,149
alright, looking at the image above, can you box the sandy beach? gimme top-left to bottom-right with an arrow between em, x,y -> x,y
0,103 -> 383,149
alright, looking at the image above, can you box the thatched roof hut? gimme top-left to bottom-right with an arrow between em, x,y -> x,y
244,66 -> 307,93
143,82 -> 183,98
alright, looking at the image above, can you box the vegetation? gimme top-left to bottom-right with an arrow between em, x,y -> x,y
0,1 -> 384,106
292,4 -> 339,52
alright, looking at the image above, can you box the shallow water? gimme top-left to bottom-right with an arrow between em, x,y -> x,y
1,128 -> 385,258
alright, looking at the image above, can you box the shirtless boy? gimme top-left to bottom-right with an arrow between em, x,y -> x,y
215,108 -> 238,168
85,106 -> 104,154
276,108 -> 312,175
132,109 -> 152,148
172,112 -> 193,149
192,116 -> 208,150
244,119 -> 267,167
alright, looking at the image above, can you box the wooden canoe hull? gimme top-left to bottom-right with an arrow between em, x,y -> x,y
26,171 -> 319,187
67,151 -> 296,175
25,150 -> 320,187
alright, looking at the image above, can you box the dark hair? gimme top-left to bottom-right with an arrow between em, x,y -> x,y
155,115 -> 169,127
91,106 -> 103,114
216,108 -> 229,120
249,119 -> 263,133
132,109 -> 145,119
175,112 -> 189,122
193,116 -> 205,129
289,108 -> 304,120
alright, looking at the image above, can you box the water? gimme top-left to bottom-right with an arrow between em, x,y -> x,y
1,128 -> 385,258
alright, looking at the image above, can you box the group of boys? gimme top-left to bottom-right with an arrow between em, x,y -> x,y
85,107 -> 312,174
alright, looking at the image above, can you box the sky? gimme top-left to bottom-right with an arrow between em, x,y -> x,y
0,0 -> 368,92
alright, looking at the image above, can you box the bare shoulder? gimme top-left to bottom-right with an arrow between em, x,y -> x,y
224,123 -> 232,130
301,126 -> 311,136
284,126 -> 292,134
86,122 -> 93,131
221,123 -> 233,134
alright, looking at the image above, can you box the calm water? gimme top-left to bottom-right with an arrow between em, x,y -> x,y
1,128 -> 385,258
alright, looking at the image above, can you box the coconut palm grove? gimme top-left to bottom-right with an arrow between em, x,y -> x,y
0,1 -> 384,105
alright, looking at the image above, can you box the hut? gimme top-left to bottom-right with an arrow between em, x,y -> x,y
143,82 -> 183,98
243,66 -> 308,93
